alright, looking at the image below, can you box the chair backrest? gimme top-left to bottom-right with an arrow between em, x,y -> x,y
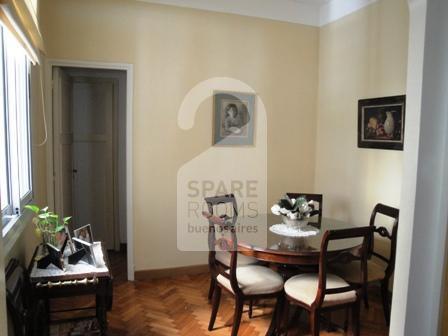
203,194 -> 243,296
286,193 -> 323,225
5,259 -> 28,336
315,226 -> 374,308
369,203 -> 399,278
205,193 -> 238,218
204,194 -> 238,260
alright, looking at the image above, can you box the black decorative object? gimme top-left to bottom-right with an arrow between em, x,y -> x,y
358,95 -> 406,150
68,249 -> 86,265
72,237 -> 96,266
36,237 -> 68,270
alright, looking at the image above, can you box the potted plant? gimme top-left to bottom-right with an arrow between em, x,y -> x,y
271,194 -> 317,228
24,205 -> 71,248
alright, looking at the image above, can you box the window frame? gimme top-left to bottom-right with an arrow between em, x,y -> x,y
0,24 -> 33,229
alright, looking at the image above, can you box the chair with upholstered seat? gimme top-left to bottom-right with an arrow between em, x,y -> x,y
204,194 -> 258,303
283,226 -> 373,336
204,202 -> 284,336
331,203 -> 399,325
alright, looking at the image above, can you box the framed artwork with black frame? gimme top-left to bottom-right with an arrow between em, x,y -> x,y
358,95 -> 406,150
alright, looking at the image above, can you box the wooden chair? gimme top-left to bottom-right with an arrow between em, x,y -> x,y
205,207 -> 284,336
6,258 -> 45,336
283,226 -> 373,336
331,203 -> 399,325
286,193 -> 323,225
204,194 -> 258,303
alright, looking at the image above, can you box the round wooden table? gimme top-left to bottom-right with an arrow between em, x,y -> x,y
236,214 -> 363,266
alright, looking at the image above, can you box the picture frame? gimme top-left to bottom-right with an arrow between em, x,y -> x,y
358,95 -> 406,150
73,224 -> 94,244
213,91 -> 255,146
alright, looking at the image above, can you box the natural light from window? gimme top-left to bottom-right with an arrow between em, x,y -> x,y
0,23 -> 32,230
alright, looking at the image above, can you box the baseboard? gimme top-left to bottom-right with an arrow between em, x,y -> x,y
135,264 -> 209,280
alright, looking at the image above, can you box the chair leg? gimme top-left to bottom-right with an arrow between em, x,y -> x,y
381,280 -> 391,326
326,311 -> 333,331
208,277 -> 216,302
344,306 -> 349,332
208,286 -> 221,331
352,301 -> 361,336
309,309 -> 319,336
280,299 -> 290,334
231,298 -> 244,336
248,300 -> 253,318
363,283 -> 369,309
275,295 -> 286,333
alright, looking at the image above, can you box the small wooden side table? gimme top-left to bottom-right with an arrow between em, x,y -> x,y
27,244 -> 113,335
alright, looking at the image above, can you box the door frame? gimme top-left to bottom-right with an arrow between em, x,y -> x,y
45,59 -> 134,281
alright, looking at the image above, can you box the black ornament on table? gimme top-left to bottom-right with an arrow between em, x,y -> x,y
36,236 -> 68,270
70,237 -> 96,266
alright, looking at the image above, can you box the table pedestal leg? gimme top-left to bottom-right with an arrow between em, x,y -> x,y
266,295 -> 285,336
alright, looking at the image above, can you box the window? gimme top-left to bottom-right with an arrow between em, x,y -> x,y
0,24 -> 32,228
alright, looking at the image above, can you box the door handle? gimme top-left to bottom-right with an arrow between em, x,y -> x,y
72,169 -> 78,173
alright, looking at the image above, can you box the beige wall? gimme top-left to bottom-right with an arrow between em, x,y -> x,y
39,0 -> 319,270
314,0 -> 409,229
30,0 -> 409,273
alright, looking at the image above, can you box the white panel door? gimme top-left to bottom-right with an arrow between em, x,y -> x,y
53,67 -> 74,220
72,77 -> 116,249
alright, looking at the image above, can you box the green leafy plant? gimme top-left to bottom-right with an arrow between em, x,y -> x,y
24,205 -> 71,246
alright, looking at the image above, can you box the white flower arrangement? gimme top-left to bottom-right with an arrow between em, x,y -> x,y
271,194 -> 316,220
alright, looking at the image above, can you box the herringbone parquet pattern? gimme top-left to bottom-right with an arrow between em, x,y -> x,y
52,250 -> 389,336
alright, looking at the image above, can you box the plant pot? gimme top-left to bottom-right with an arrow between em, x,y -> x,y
282,216 -> 308,229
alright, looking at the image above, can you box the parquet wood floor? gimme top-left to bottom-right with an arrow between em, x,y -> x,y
51,250 -> 389,336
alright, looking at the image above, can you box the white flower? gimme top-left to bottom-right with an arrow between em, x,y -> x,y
291,198 -> 296,205
271,204 -> 281,215
299,202 -> 310,214
288,212 -> 298,220
280,207 -> 290,215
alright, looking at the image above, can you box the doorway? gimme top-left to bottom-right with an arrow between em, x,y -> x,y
52,67 -> 127,252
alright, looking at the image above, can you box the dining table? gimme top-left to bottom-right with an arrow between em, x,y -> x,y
234,214 -> 363,266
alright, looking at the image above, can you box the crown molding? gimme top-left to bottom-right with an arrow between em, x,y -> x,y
319,0 -> 378,26
136,0 -> 379,27
136,0 -> 320,26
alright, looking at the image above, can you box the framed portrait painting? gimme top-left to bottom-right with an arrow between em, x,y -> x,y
358,95 -> 406,150
213,91 -> 255,146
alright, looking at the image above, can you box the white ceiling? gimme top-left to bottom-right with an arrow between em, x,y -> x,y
137,0 -> 377,26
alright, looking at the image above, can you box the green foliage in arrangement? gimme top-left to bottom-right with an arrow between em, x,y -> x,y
24,205 -> 71,246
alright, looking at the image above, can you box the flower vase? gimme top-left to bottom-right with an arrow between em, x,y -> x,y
282,216 -> 308,229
